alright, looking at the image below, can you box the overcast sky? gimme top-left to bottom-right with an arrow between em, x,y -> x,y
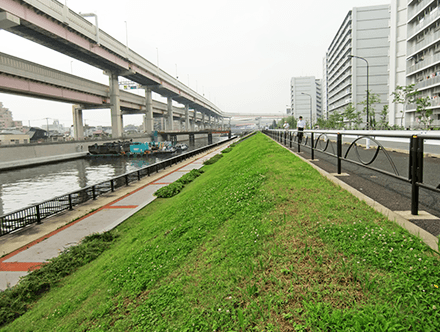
0,0 -> 390,128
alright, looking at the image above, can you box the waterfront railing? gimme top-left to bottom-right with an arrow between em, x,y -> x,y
0,138 -> 235,237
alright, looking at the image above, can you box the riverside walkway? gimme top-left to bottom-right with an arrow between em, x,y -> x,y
0,141 -> 235,291
2,134 -> 439,291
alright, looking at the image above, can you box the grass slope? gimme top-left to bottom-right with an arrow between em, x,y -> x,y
2,132 -> 439,331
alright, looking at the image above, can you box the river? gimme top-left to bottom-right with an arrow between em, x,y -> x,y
0,137 -> 225,216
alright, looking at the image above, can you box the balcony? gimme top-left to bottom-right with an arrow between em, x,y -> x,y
414,72 -> 440,90
407,52 -> 440,75
407,28 -> 440,56
408,0 -> 436,22
408,8 -> 440,38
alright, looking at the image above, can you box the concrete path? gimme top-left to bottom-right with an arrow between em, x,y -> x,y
0,143 -> 230,291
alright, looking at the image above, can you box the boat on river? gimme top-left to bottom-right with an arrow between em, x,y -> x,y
88,140 -> 181,156
88,141 -> 131,155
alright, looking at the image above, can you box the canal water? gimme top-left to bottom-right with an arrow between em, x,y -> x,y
0,137 -> 226,216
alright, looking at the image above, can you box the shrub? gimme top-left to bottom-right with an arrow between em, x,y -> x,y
154,182 -> 184,198
203,154 -> 223,165
221,147 -> 233,154
154,169 -> 204,198
177,169 -> 204,185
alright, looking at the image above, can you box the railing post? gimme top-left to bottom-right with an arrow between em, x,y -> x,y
337,133 -> 342,174
92,185 -> 97,200
36,205 -> 41,224
137,170 -> 141,181
68,194 -> 73,210
125,175 -> 129,186
111,179 -> 115,192
311,132 -> 314,160
297,132 -> 301,153
410,135 -> 423,215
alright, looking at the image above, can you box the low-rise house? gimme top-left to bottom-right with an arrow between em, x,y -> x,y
0,130 -> 31,145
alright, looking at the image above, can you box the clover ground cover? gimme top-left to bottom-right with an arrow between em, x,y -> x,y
2,132 -> 439,331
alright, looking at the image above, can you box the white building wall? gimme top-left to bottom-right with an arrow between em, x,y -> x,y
389,0 -> 408,127
326,5 -> 390,127
406,0 -> 440,128
290,76 -> 321,125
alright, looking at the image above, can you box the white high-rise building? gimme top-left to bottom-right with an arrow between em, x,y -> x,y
325,5 -> 390,126
389,0 -> 408,127
290,76 -> 322,126
403,0 -> 440,128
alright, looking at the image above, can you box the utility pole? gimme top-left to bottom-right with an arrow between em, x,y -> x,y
44,117 -> 50,138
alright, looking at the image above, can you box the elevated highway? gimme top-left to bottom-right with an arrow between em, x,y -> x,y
0,0 -> 224,137
0,52 -> 224,138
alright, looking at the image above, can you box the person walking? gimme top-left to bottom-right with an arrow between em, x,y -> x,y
297,116 -> 305,144
283,121 -> 290,130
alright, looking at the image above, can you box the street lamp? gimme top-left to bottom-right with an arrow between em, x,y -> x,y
348,54 -> 369,129
301,92 -> 312,128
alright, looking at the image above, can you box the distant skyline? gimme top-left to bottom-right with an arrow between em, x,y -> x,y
0,0 -> 390,128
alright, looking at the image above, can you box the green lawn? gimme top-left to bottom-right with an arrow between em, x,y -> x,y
1,132 -> 439,331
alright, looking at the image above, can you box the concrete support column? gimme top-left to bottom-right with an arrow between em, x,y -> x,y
185,105 -> 190,131
192,109 -> 197,131
221,117 -> 224,130
109,72 -> 123,138
201,113 -> 205,130
167,97 -> 173,131
72,105 -> 84,140
143,87 -> 153,134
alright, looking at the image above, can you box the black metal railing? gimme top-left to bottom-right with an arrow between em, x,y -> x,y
264,129 -> 440,216
0,138 -> 235,237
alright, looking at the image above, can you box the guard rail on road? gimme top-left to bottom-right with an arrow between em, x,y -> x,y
264,129 -> 440,216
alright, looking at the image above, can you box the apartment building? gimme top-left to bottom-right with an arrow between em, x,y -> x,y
290,76 -> 322,126
325,5 -> 390,126
0,102 -> 23,130
404,0 -> 440,127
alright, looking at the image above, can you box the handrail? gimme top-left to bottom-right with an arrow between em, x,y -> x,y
0,137 -> 235,236
264,129 -> 440,216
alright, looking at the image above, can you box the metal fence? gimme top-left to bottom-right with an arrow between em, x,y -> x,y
264,129 -> 440,216
0,138 -> 235,237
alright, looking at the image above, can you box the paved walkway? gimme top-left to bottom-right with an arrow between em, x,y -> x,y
0,143 -> 231,291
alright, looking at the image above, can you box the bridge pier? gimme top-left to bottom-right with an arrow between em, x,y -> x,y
167,97 -> 173,131
192,110 -> 197,131
109,72 -> 123,138
185,105 -> 190,131
143,87 -> 153,134
201,113 -> 205,130
72,105 -> 84,140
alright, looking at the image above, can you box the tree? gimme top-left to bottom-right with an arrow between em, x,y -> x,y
391,84 -> 433,129
378,104 -> 389,130
327,111 -> 343,130
343,103 -> 357,129
358,91 -> 381,129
